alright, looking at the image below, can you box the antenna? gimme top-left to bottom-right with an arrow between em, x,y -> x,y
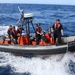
18,6 -> 24,14
16,6 -> 24,24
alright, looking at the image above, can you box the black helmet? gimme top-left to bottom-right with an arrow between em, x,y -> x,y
18,25 -> 21,27
9,25 -> 12,27
12,26 -> 15,29
36,23 -> 40,26
56,19 -> 60,21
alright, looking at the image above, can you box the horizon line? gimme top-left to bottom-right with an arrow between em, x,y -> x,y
0,2 -> 75,6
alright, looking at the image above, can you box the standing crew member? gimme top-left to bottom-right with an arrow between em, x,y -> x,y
52,19 -> 64,44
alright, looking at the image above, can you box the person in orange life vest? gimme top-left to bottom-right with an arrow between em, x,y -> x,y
17,25 -> 23,36
7,25 -> 12,37
7,25 -> 12,42
45,27 -> 52,41
35,23 -> 42,44
11,26 -> 18,44
52,19 -> 64,44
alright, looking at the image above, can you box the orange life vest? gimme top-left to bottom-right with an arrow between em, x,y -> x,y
45,33 -> 51,41
8,28 -> 12,37
54,22 -> 61,29
12,29 -> 17,35
17,28 -> 22,33
36,27 -> 42,33
8,28 -> 12,31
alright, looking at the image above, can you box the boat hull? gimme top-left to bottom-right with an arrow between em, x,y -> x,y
0,43 -> 74,55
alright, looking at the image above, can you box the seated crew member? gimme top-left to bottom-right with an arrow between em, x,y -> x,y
11,26 -> 18,44
35,23 -> 42,45
52,19 -> 64,44
7,25 -> 12,42
45,27 -> 52,41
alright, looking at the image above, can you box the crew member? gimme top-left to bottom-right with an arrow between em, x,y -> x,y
7,25 -> 12,42
52,19 -> 64,44
36,23 -> 42,45
11,26 -> 18,44
17,25 -> 22,36
45,27 -> 52,41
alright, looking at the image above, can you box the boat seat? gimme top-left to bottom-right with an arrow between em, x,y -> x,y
18,36 -> 25,45
0,36 -> 10,44
32,41 -> 36,45
4,38 -> 11,44
49,37 -> 54,44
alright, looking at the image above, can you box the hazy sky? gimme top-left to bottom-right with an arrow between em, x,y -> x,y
0,0 -> 75,5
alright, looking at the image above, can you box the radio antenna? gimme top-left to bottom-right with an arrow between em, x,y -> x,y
18,6 -> 24,14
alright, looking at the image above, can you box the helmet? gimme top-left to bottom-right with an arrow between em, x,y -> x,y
12,26 -> 15,29
56,19 -> 60,21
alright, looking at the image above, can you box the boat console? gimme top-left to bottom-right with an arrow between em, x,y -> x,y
23,13 -> 34,20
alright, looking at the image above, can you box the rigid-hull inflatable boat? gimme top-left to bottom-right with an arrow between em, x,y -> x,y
0,36 -> 75,55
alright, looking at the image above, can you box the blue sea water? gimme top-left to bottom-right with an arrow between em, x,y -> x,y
0,3 -> 75,75
0,4 -> 75,35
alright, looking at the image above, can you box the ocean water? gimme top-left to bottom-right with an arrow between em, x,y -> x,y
0,3 -> 75,75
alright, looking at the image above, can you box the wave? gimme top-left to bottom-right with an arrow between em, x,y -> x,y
0,52 -> 75,75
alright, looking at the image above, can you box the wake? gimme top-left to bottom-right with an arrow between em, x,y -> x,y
0,52 -> 75,75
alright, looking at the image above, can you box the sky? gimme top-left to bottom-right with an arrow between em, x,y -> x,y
0,0 -> 75,5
